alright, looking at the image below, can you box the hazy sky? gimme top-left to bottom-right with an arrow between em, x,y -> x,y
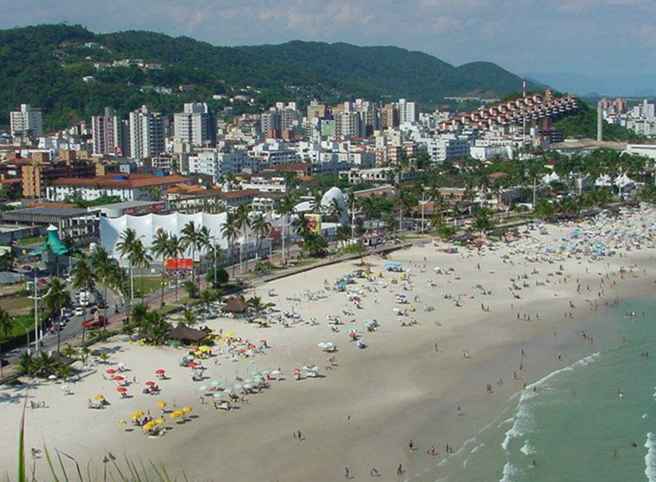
2,0 -> 653,91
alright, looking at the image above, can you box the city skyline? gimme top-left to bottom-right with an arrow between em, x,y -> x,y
2,0 -> 655,95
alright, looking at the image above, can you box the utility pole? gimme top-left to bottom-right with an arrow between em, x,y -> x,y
33,270 -> 39,353
532,176 -> 537,209
351,197 -> 356,242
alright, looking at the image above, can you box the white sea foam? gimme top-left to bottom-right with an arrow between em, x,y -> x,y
499,462 -> 519,482
520,440 -> 536,456
645,432 -> 656,482
501,353 -> 600,453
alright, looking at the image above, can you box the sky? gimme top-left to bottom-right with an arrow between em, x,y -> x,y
2,0 -> 654,95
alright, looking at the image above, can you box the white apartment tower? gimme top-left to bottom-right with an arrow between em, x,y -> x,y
173,103 -> 213,146
128,105 -> 165,160
10,104 -> 43,138
399,99 -> 417,124
92,107 -> 122,155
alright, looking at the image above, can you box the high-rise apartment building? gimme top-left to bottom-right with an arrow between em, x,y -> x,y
173,103 -> 214,146
92,107 -> 123,155
381,103 -> 399,129
399,99 -> 417,124
10,104 -> 43,138
261,111 -> 282,138
335,112 -> 362,139
128,106 -> 165,160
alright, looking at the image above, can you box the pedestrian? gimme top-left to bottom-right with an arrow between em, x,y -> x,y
370,467 -> 380,477
397,464 -> 404,476
345,466 -> 351,479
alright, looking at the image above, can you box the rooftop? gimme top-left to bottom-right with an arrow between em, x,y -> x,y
51,174 -> 192,189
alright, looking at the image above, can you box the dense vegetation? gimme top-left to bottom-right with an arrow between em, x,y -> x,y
0,24 -> 532,130
553,101 -> 645,142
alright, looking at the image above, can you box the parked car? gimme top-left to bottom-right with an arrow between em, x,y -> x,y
82,316 -> 108,330
74,308 -> 85,317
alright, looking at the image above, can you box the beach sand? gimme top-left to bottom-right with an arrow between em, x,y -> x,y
2,208 -> 656,481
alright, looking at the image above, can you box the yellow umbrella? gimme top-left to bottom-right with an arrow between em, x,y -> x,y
181,406 -> 192,415
198,346 -> 211,352
130,409 -> 145,420
170,410 -> 184,420
142,420 -> 157,432
154,417 -> 165,426
156,400 -> 167,410
94,394 -> 106,401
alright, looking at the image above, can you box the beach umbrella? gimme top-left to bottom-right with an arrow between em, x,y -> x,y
213,393 -> 225,399
145,380 -> 156,386
142,420 -> 157,432
199,385 -> 208,392
94,394 -> 106,401
170,410 -> 184,420
131,409 -> 145,420
112,375 -> 125,382
157,400 -> 167,410
116,386 -> 128,394
155,368 -> 166,376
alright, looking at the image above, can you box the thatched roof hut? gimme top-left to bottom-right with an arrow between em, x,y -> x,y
168,324 -> 208,343
223,296 -> 248,314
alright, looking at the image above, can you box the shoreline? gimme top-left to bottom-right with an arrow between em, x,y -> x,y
2,213 -> 656,482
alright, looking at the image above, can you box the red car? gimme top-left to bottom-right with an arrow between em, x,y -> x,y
82,316 -> 108,330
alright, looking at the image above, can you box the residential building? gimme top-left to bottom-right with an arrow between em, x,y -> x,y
335,112 -> 362,139
187,148 -> 256,183
91,107 -> 122,155
424,136 -> 470,163
173,103 -> 214,146
399,99 -> 417,124
46,174 -> 192,202
128,106 -> 165,160
21,161 -> 95,198
10,104 -> 43,138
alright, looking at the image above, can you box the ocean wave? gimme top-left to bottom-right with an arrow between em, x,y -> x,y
499,462 -> 519,482
645,432 -> 656,482
501,352 -> 600,453
520,440 -> 536,456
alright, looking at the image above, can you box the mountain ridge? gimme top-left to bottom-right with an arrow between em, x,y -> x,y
0,24 -> 532,130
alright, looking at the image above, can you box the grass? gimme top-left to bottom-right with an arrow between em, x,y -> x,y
3,295 -> 33,316
0,314 -> 38,343
133,275 -> 165,298
15,236 -> 44,247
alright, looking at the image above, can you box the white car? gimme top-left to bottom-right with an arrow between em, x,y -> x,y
74,308 -> 85,317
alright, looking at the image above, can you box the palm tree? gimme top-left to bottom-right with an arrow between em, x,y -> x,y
181,221 -> 206,287
128,240 -> 152,303
71,257 -> 95,295
166,234 -> 184,302
150,229 -> 170,307
0,308 -> 14,377
275,193 -> 297,265
251,213 -> 272,259
234,204 -> 251,273
116,228 -> 138,304
89,247 -> 114,321
221,212 -> 240,277
43,277 -> 71,353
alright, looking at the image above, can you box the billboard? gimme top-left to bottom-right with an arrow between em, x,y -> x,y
165,258 -> 193,271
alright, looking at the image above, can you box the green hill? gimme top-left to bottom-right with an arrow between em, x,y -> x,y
0,24 -> 532,130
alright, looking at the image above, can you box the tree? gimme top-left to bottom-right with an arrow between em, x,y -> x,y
275,193 -> 297,265
89,246 -> 115,323
251,213 -> 272,259
71,257 -> 95,294
206,267 -> 229,288
221,212 -> 240,276
166,234 -> 184,302
116,227 -> 138,304
234,205 -> 251,273
43,277 -> 71,353
181,221 -> 209,288
0,308 -> 14,377
472,208 -> 495,234
150,229 -> 170,307
128,239 -> 152,302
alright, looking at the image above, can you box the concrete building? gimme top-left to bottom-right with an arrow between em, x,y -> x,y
424,136 -> 471,163
173,103 -> 213,146
399,99 -> 417,124
46,174 -> 191,202
626,144 -> 656,159
21,161 -> 95,199
188,148 -> 256,183
335,112 -> 362,139
92,107 -> 122,155
128,106 -> 165,160
1,207 -> 100,242
10,104 -> 43,138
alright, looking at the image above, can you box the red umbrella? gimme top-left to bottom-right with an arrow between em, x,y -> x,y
145,380 -> 156,386
106,367 -> 117,374
155,368 -> 166,375
112,375 -> 125,382
116,386 -> 128,393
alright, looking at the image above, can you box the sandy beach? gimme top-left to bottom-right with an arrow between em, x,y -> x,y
2,207 -> 656,481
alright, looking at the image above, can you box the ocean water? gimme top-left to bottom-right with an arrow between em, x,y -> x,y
435,298 -> 656,482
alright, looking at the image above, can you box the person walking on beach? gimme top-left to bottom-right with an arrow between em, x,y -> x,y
345,466 -> 352,479
370,467 -> 380,477
397,464 -> 404,476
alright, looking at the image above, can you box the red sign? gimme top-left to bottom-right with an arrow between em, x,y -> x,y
165,258 -> 193,271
